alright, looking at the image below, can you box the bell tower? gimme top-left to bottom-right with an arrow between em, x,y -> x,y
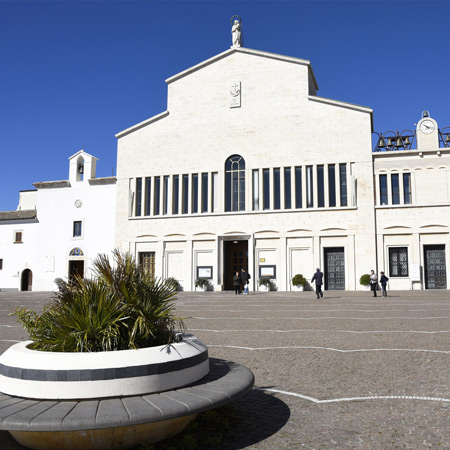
416,111 -> 439,150
68,150 -> 98,184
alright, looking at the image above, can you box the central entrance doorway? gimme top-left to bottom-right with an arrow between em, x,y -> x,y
223,240 -> 248,291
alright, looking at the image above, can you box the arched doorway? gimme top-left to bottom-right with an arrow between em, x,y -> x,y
68,248 -> 85,281
20,269 -> 33,291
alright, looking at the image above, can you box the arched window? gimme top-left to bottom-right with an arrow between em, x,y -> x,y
225,155 -> 245,212
69,248 -> 84,256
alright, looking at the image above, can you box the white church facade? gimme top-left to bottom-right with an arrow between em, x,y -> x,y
0,151 -> 116,291
1,24 -> 449,292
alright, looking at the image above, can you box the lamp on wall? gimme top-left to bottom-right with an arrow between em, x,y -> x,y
373,130 -> 415,152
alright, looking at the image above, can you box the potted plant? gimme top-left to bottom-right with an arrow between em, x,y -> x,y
195,277 -> 211,292
258,276 -> 273,292
359,273 -> 371,290
292,274 -> 306,291
166,276 -> 182,291
1,250 -> 210,448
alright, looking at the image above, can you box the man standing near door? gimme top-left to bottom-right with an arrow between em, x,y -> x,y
311,268 -> 324,299
240,267 -> 251,295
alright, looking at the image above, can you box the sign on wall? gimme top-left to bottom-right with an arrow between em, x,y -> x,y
197,266 -> 213,279
259,265 -> 276,279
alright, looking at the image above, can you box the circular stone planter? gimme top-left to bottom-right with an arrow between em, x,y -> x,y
0,334 -> 209,400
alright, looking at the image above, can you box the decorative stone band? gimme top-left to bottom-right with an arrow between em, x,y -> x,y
0,335 -> 209,400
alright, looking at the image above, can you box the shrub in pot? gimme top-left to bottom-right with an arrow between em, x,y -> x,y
258,276 -> 273,291
359,274 -> 371,288
292,274 -> 306,290
195,277 -> 211,291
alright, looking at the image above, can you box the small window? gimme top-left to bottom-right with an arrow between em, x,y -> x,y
391,174 -> 400,205
144,177 -> 151,216
389,247 -> 408,277
201,173 -> 208,213
328,164 -> 336,207
192,173 -> 198,214
403,173 -> 412,204
295,166 -> 302,208
379,174 -> 388,205
284,167 -> 291,209
154,177 -> 160,216
306,165 -> 313,208
73,221 -> 82,237
173,175 -> 179,215
14,231 -> 23,243
135,178 -> 142,216
273,168 -> 280,210
0,259 -> 3,270
317,165 -> 325,207
339,164 -> 347,207
263,169 -> 270,210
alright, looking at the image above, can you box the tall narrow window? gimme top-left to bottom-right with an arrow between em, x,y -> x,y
163,176 -> 169,215
389,247 -> 408,277
182,174 -> 189,214
273,168 -> 280,210
403,173 -> 412,204
339,164 -> 347,207
263,168 -> 270,210
252,169 -> 259,211
173,175 -> 179,215
135,178 -> 142,216
317,165 -> 324,207
154,177 -> 160,216
0,259 -> 3,270
295,166 -> 302,208
328,164 -> 336,207
306,165 -> 313,208
225,155 -> 245,212
379,174 -> 388,205
212,172 -> 219,212
73,221 -> 82,237
201,173 -> 208,213
284,167 -> 291,209
14,231 -> 23,243
391,174 -> 400,205
192,174 -> 198,214
144,177 -> 151,216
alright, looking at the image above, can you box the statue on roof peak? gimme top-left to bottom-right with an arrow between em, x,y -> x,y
231,16 -> 242,47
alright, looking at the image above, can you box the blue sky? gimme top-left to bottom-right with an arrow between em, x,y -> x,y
1,0 -> 449,211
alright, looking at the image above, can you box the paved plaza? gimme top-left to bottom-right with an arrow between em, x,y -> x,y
1,289 -> 450,449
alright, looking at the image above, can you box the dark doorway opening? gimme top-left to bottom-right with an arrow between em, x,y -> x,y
324,247 -> 345,290
223,240 -> 248,291
68,260 -> 84,282
20,269 -> 33,291
424,245 -> 446,289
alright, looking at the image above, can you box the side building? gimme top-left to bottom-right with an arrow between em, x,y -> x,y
374,112 -> 450,290
0,151 -> 116,291
115,46 -> 377,292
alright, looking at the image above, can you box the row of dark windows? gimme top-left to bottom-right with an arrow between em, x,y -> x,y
251,164 -> 348,211
134,156 -> 350,217
379,173 -> 412,206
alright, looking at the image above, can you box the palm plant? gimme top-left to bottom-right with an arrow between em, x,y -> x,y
13,249 -> 184,352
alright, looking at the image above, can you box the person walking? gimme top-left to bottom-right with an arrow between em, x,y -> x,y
311,268 -> 324,299
233,271 -> 241,295
240,268 -> 251,295
369,269 -> 378,297
380,271 -> 389,297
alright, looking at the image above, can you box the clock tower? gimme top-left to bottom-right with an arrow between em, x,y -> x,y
416,111 -> 439,150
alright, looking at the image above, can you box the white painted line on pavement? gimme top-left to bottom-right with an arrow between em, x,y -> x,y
192,316 -> 450,320
258,388 -> 450,404
190,328 -> 450,334
208,344 -> 450,354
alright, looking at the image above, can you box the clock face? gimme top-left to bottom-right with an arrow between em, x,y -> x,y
420,119 -> 435,134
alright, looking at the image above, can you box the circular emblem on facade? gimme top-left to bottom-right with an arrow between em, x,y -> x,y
74,199 -> 82,208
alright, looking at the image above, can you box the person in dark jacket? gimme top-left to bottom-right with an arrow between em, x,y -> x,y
380,271 -> 389,297
311,268 -> 324,299
233,272 -> 241,295
239,268 -> 251,294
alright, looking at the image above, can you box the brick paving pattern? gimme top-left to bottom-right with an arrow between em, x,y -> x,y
1,289 -> 450,449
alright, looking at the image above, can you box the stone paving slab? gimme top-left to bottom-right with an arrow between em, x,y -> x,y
1,290 -> 450,449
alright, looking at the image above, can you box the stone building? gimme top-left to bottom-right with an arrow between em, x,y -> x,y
0,151 -> 116,291
1,26 -> 449,292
